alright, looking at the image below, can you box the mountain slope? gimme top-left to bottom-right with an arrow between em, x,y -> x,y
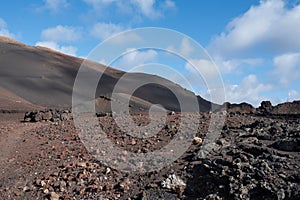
0,36 -> 214,112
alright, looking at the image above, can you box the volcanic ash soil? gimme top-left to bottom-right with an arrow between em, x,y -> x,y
0,111 -> 299,200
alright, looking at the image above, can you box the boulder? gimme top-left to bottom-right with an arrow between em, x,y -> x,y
258,101 -> 273,114
23,109 -> 72,122
41,111 -> 52,121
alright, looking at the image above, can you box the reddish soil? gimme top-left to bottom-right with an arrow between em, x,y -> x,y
0,112 -> 299,199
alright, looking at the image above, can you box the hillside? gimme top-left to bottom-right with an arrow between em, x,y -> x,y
0,36 -> 213,112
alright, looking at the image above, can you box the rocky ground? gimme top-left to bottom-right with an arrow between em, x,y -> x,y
0,111 -> 299,200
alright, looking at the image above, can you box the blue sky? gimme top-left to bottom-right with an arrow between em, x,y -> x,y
0,0 -> 299,106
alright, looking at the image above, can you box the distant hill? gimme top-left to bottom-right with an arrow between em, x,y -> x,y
0,36 -> 214,112
258,100 -> 300,115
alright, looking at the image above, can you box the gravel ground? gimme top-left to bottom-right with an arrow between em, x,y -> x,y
0,112 -> 299,200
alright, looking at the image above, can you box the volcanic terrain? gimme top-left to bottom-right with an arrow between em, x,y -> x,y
0,37 -> 299,200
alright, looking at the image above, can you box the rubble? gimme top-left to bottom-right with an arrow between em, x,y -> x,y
24,109 -> 72,122
1,106 -> 300,199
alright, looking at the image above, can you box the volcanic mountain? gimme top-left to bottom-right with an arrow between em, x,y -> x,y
0,36 -> 214,113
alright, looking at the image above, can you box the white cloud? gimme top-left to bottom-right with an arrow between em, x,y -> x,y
35,41 -> 77,56
84,0 -> 115,5
0,18 -> 15,38
180,38 -> 194,57
163,0 -> 176,9
0,19 -> 7,30
133,0 -> 176,18
273,52 -> 300,85
184,59 -> 224,104
37,25 -> 80,57
39,0 -> 69,12
203,0 -> 300,106
83,0 -> 117,8
224,74 -> 272,106
215,57 -> 263,74
130,0 -> 160,19
108,32 -> 142,44
185,59 -> 218,81
288,90 -> 300,101
183,59 -> 270,105
90,22 -> 125,41
83,0 -> 123,13
209,0 -> 300,58
197,74 -> 275,106
184,58 -> 234,105
114,48 -> 157,69
41,25 -> 81,42
83,0 -> 175,19
167,38 -> 194,57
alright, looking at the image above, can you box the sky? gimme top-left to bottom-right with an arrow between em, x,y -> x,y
0,0 -> 299,106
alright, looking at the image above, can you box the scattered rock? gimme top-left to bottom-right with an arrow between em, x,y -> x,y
23,186 -> 30,192
258,101 -> 273,114
270,139 -> 300,152
3,110 -> 300,199
169,111 -> 175,115
204,194 -> 222,200
96,112 -> 107,117
161,174 -> 186,190
49,192 -> 60,200
76,162 -> 87,167
42,111 -> 52,121
193,136 -> 203,145
24,109 -> 72,122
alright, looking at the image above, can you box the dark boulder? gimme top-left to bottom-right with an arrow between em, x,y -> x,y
258,101 -> 273,114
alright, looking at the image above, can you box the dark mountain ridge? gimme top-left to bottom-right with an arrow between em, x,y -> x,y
0,36 -> 213,112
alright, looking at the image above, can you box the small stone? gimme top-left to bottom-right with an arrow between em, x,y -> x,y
60,187 -> 65,192
119,179 -> 131,191
245,128 -> 251,132
35,179 -> 41,186
203,164 -> 210,169
149,183 -> 158,188
204,194 -> 222,200
105,167 -> 111,174
13,188 -> 21,196
279,173 -> 287,179
41,180 -> 46,187
42,111 -> 52,121
122,150 -> 128,156
193,137 -> 203,145
60,113 -> 70,121
43,188 -> 49,194
76,162 -> 86,167
50,192 -> 60,200
216,139 -> 226,146
277,189 -> 285,200
33,111 -> 43,122
162,174 -> 186,190
175,185 -> 184,198
131,139 -> 137,145
53,172 -> 59,177
23,186 -> 30,192
169,111 -> 175,115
